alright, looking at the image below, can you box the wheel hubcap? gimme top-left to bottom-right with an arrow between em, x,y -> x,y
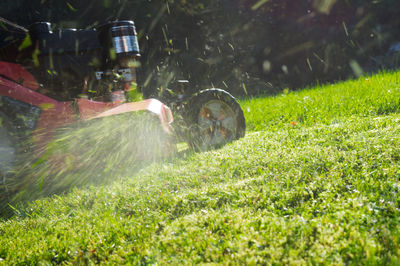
197,100 -> 237,149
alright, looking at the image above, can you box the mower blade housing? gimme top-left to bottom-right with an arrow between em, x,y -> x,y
76,98 -> 173,134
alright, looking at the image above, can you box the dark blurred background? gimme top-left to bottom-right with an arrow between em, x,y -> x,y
0,0 -> 399,96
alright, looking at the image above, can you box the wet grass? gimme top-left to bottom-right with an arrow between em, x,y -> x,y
1,71 -> 400,264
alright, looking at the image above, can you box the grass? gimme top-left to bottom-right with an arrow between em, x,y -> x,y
241,72 -> 400,131
1,71 -> 400,264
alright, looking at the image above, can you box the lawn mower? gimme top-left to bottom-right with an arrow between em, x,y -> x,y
0,19 -> 246,180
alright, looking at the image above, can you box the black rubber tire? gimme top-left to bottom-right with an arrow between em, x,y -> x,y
0,113 -> 19,183
184,89 -> 245,151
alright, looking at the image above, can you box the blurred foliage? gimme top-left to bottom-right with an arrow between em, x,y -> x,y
0,0 -> 399,96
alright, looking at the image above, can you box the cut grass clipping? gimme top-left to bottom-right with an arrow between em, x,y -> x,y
1,111 -> 173,212
0,71 -> 400,264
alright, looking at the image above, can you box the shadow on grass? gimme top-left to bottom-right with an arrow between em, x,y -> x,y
0,112 -> 178,219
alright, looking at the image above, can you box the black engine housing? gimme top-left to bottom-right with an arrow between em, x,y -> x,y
1,20 -> 140,100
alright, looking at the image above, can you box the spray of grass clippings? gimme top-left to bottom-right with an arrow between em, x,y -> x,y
1,111 -> 174,214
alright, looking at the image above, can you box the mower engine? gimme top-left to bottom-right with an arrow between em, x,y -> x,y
24,20 -> 140,101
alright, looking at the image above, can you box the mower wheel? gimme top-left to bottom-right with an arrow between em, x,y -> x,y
0,113 -> 19,182
185,89 -> 245,151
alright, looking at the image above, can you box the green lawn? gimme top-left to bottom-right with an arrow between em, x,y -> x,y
1,71 -> 400,264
